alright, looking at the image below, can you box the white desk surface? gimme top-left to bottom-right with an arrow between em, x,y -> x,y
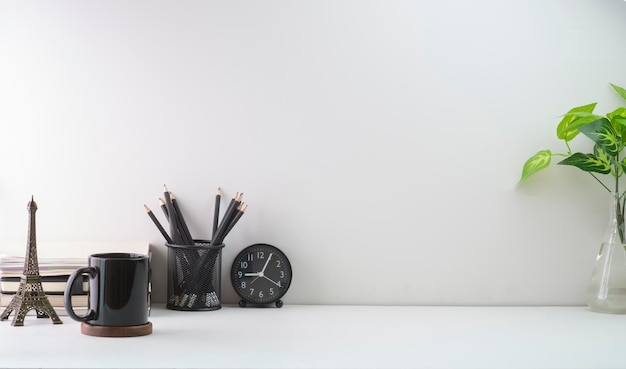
0,304 -> 624,369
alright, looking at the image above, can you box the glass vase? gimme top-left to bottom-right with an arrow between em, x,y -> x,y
586,192 -> 626,313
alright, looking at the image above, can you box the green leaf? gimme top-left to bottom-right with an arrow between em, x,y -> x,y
607,107 -> 626,139
578,117 -> 620,156
610,83 -> 626,101
594,145 -> 615,175
556,103 -> 597,141
616,118 -> 626,144
614,117 -> 626,129
558,152 -> 611,174
607,107 -> 626,121
560,112 -> 606,141
520,150 -> 552,181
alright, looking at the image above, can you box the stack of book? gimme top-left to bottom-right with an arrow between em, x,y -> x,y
0,241 -> 150,316
0,255 -> 88,315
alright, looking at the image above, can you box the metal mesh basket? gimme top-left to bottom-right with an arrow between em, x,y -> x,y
165,240 -> 224,311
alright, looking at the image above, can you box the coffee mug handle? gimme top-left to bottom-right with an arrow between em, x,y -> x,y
64,266 -> 97,322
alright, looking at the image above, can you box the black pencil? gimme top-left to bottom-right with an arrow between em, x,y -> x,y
144,205 -> 173,244
163,185 -> 183,244
213,193 -> 243,245
223,192 -> 242,224
222,203 -> 247,241
159,197 -> 169,220
212,187 -> 221,241
170,192 -> 194,245
214,192 -> 238,236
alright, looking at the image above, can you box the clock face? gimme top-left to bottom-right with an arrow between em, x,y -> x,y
231,244 -> 292,305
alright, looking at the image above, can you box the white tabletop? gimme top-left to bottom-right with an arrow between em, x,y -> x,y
0,304 -> 624,369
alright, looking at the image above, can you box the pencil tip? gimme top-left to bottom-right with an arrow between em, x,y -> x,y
144,204 -> 151,212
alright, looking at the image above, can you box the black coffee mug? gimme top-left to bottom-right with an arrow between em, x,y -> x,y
65,253 -> 150,327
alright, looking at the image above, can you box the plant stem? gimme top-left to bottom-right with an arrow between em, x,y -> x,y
616,153 -> 625,243
614,192 -> 626,244
589,173 -> 612,193
605,148 -> 625,243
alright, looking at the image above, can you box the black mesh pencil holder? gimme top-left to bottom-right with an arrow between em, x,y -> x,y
165,240 -> 225,311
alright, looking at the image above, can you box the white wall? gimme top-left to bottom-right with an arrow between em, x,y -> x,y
1,0 -> 626,306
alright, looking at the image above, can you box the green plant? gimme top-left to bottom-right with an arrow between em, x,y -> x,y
520,83 -> 626,242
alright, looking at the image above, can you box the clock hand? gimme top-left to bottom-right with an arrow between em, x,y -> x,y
244,272 -> 261,284
247,253 -> 274,285
260,253 -> 273,274
262,275 -> 282,287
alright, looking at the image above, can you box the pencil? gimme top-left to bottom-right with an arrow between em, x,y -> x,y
171,192 -> 194,245
159,198 -> 169,220
144,205 -> 173,244
213,193 -> 243,245
222,203 -> 247,241
163,185 -> 182,244
212,187 -> 221,241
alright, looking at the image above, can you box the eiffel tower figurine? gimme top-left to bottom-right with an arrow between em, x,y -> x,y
0,196 -> 62,326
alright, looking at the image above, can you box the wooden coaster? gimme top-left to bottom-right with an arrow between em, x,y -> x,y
81,321 -> 152,337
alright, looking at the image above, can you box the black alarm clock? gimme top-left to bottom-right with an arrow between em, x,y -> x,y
231,243 -> 292,307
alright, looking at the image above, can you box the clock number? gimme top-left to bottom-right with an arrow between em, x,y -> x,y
280,271 -> 285,278
269,288 -> 274,295
257,251 -> 265,259
237,271 -> 243,278
240,261 -> 248,269
249,288 -> 254,295
241,281 -> 246,289
276,260 -> 281,268
259,290 -> 264,298
247,253 -> 253,262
